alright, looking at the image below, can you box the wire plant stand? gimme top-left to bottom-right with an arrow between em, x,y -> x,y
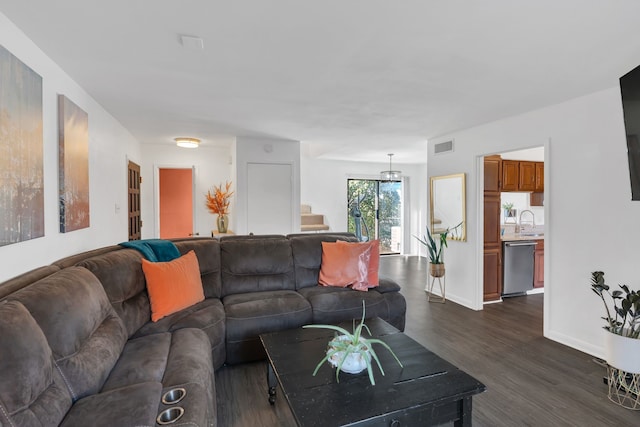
607,365 -> 640,410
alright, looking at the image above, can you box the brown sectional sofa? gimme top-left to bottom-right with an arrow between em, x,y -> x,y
0,233 -> 406,427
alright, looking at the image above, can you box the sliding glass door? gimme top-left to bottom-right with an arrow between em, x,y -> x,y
347,179 -> 402,254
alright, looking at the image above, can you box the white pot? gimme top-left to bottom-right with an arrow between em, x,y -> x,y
605,330 -> 640,374
327,335 -> 371,374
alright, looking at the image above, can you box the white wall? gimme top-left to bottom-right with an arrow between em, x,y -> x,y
428,87 -> 640,359
300,151 -> 426,255
0,11 -> 141,282
139,144 -> 233,239
235,137 -> 301,235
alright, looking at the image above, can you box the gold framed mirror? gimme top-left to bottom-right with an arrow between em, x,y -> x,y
429,173 -> 466,241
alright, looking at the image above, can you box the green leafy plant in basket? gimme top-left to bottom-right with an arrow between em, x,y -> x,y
303,301 -> 403,386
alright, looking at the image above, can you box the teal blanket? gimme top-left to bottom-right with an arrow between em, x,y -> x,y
119,239 -> 181,262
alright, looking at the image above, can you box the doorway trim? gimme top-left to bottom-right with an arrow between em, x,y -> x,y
474,139 -> 551,339
154,164 -> 196,238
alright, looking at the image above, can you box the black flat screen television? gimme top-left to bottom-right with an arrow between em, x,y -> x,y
619,64 -> 640,200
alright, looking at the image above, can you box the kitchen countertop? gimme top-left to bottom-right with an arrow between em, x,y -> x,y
501,233 -> 544,241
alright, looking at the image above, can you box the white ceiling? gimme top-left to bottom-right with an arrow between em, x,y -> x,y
2,0 -> 640,163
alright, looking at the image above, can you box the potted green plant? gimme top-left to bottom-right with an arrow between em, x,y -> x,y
414,222 -> 462,278
590,271 -> 640,373
303,302 -> 403,386
502,202 -> 516,219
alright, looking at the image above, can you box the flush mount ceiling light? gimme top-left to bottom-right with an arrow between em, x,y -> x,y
380,153 -> 402,181
175,137 -> 200,148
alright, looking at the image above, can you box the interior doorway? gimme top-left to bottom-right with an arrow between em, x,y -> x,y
347,178 -> 402,254
158,167 -> 195,239
482,146 -> 546,306
127,160 -> 141,241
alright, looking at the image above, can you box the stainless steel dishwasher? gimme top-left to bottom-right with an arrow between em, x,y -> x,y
502,241 -> 536,296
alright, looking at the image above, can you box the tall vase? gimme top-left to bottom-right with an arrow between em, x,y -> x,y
217,214 -> 229,233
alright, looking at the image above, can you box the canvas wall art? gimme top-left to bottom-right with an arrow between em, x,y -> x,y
0,44 -> 44,246
58,94 -> 89,232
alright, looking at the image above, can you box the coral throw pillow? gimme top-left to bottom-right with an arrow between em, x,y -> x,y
336,240 -> 380,288
319,241 -> 371,291
141,250 -> 205,322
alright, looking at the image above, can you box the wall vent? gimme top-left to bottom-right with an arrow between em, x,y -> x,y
434,140 -> 454,154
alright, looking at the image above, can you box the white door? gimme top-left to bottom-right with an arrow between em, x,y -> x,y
247,163 -> 293,234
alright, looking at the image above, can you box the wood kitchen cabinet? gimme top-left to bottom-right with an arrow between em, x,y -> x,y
501,160 -> 519,191
530,192 -> 544,206
484,155 -> 502,192
534,239 -> 544,288
501,160 -> 544,193
484,156 -> 502,301
484,246 -> 502,300
518,161 -> 536,191
534,162 -> 544,192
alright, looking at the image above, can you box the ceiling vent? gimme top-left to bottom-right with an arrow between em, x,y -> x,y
180,35 -> 204,50
434,140 -> 454,155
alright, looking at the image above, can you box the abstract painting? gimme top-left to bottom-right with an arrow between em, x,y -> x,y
0,44 -> 44,246
58,95 -> 89,232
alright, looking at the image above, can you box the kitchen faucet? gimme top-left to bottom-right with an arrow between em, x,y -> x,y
518,209 -> 535,232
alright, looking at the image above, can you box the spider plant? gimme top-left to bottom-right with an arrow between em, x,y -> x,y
303,301 -> 403,385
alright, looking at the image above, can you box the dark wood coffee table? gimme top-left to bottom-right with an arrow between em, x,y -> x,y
260,318 -> 486,426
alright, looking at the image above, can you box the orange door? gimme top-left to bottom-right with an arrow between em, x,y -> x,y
159,168 -> 193,238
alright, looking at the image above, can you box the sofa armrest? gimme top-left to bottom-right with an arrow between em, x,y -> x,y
60,382 -> 162,427
376,277 -> 401,293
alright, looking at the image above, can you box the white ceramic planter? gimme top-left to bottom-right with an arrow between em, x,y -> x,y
327,335 -> 371,374
605,330 -> 640,374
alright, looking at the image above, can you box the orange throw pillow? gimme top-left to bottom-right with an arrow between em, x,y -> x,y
337,240 -> 380,288
319,241 -> 371,290
141,250 -> 205,322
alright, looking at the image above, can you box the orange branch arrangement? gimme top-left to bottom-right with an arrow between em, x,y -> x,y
205,181 -> 234,215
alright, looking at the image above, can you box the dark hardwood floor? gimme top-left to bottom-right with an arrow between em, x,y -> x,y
216,256 -> 639,426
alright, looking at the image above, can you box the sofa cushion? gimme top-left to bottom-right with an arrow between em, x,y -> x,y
288,233 -> 358,290
297,286 -> 389,325
0,265 -> 60,299
60,382 -> 162,427
223,290 -> 312,364
76,248 -> 150,336
221,239 -> 296,296
0,300 -> 72,427
10,267 -> 128,401
132,298 -> 226,370
142,250 -> 205,322
174,238 -> 222,298
103,328 -> 213,392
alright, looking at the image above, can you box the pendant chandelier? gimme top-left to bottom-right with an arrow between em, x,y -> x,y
380,153 -> 402,181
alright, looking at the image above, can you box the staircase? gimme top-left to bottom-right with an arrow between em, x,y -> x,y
300,204 -> 330,232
